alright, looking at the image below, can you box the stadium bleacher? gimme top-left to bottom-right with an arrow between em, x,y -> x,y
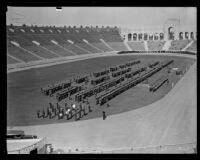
7,45 -> 41,62
169,40 -> 191,51
147,41 -> 165,51
7,25 -> 196,66
7,25 -> 125,64
127,42 -> 145,51
186,40 -> 197,51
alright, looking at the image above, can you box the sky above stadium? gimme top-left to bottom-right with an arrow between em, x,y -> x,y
7,7 -> 196,31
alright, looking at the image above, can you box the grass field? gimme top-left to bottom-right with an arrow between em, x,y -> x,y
7,55 -> 195,126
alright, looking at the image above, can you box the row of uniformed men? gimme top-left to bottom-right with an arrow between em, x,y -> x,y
37,102 -> 92,121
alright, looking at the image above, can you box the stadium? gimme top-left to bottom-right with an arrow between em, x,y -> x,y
6,7 -> 197,154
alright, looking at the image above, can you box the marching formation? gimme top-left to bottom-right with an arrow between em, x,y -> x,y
37,59 -> 175,121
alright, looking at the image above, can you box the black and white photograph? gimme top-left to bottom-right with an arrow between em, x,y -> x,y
6,7 -> 197,154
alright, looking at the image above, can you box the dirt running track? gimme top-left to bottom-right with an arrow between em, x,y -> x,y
9,53 -> 197,153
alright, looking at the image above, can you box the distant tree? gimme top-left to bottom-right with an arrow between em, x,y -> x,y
80,25 -> 83,28
96,26 -> 98,28
22,24 -> 26,27
10,23 -> 13,27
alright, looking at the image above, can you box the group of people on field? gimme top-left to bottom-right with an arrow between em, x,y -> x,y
37,101 -> 92,121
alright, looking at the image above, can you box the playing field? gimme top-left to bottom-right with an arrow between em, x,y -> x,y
7,54 -> 195,127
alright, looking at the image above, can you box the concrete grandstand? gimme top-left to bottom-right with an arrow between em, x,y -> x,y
6,7 -> 197,154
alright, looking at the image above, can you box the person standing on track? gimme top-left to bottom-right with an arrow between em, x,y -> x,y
37,110 -> 40,118
102,111 -> 106,120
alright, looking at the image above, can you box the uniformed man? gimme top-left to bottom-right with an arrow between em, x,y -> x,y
49,110 -> 52,119
88,103 -> 92,112
75,106 -> 80,121
82,103 -> 87,115
71,103 -> 76,117
79,103 -> 83,118
58,111 -> 63,120
37,110 -> 40,118
66,108 -> 71,120
42,109 -> 45,118
102,111 -> 106,120
47,107 -> 50,116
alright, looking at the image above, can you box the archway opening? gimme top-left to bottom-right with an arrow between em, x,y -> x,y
160,33 -> 164,40
144,33 -> 148,41
185,32 -> 189,39
168,27 -> 175,40
138,33 -> 143,41
133,33 -> 137,41
179,32 -> 183,40
128,33 -> 132,41
190,32 -> 194,40
149,34 -> 153,41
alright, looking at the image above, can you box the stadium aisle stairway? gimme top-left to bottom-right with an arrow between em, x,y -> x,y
186,40 -> 197,52
23,46 -> 60,59
76,43 -> 100,53
7,55 -> 21,64
7,46 -> 40,62
91,42 -> 113,52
